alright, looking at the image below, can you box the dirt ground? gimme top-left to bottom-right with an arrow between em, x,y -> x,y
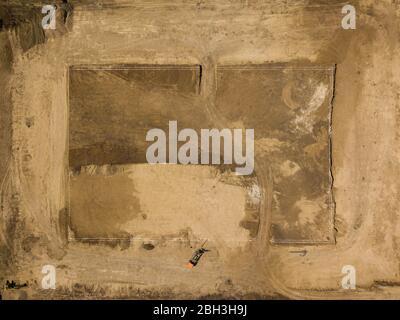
0,0 -> 400,299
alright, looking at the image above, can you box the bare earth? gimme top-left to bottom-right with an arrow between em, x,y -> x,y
0,0 -> 400,299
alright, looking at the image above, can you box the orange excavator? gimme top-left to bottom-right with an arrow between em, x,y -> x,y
186,240 -> 210,269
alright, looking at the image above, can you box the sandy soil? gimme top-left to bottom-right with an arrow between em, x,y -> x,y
0,0 -> 399,299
